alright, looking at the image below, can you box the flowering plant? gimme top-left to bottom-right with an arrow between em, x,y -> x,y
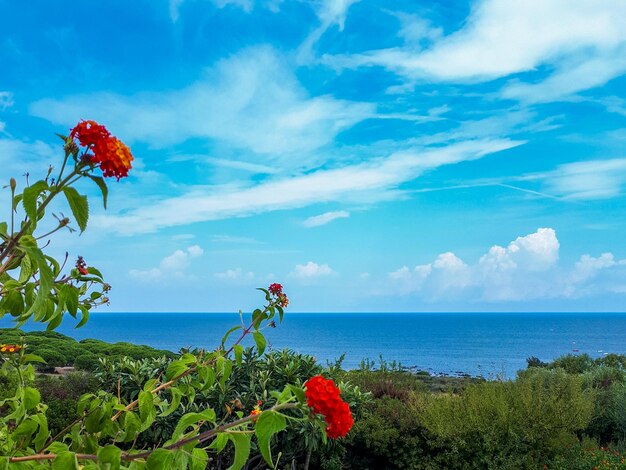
0,122 -> 353,469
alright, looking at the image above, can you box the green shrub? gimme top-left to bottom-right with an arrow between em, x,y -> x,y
74,353 -> 101,371
420,368 -> 595,468
36,348 -> 68,372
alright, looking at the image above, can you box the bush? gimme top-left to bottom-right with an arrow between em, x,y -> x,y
419,368 -> 595,468
36,348 -> 68,372
74,353 -> 100,371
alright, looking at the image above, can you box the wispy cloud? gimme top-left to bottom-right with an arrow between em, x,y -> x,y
303,210 -> 350,227
0,92 -> 13,111
30,46 -> 374,163
326,0 -> 626,101
298,0 -> 360,63
92,139 -> 522,234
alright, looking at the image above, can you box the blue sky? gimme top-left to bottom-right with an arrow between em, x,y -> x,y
2,0 -> 626,312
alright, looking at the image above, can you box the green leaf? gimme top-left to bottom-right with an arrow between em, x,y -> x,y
32,413 -> 49,451
76,306 -> 90,328
166,360 -> 188,380
221,325 -> 242,348
146,449 -> 174,470
52,451 -> 79,470
190,447 -> 209,470
227,433 -> 251,470
22,180 -> 48,228
18,254 -> 32,283
23,387 -> 41,410
23,353 -> 45,364
62,186 -> 89,233
234,344 -> 243,366
173,409 -> 216,439
161,387 -> 182,417
61,284 -> 79,317
208,433 -> 229,453
255,411 -> 286,469
253,331 -> 266,356
138,390 -> 156,431
87,175 -> 108,209
97,445 -> 122,470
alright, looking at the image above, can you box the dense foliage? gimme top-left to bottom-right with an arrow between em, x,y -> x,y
0,122 -> 355,469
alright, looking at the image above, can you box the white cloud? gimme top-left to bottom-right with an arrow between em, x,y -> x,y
128,245 -> 203,281
292,261 -> 335,279
303,210 -> 350,228
326,0 -> 626,101
92,138 -> 521,234
214,267 -> 255,280
30,47 -> 373,161
0,138 -> 58,176
543,158 -> 626,200
298,0 -> 360,63
386,228 -> 626,303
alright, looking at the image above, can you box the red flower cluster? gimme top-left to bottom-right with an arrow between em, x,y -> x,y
70,120 -> 134,180
304,375 -> 354,439
268,283 -> 289,308
268,283 -> 283,295
76,256 -> 89,276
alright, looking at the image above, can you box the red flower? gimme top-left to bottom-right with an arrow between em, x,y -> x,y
70,120 -> 133,180
70,120 -> 110,147
76,256 -> 89,275
268,283 -> 283,295
304,375 -> 354,439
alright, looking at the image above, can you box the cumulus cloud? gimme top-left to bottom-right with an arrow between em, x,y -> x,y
385,228 -> 626,302
292,261 -> 335,279
303,210 -> 350,228
326,0 -> 626,101
128,245 -> 203,281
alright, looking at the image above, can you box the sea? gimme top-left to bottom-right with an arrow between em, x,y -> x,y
4,312 -> 626,379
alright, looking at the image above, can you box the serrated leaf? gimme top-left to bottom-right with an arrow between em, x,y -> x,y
88,175 -> 109,209
234,344 -> 243,366
62,186 -> 89,233
97,445 -> 122,470
166,360 -> 188,380
23,387 -> 41,410
253,331 -> 266,356
22,180 -> 48,229
161,387 -> 182,417
52,451 -> 79,470
221,325 -> 242,348
138,390 -> 156,431
227,433 -> 251,470
190,447 -> 208,470
173,409 -> 216,439
146,449 -> 174,470
255,411 -> 286,469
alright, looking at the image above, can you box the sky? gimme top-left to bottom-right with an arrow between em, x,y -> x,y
1,0 -> 626,312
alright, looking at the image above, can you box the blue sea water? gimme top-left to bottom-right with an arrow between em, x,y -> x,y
5,312 -> 626,378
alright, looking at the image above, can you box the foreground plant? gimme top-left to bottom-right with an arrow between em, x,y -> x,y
0,122 -> 353,469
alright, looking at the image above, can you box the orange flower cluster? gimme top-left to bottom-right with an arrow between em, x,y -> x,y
304,375 -> 354,439
0,344 -> 22,354
70,120 -> 133,180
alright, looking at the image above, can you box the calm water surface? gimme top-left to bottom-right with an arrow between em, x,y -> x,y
6,312 -> 626,378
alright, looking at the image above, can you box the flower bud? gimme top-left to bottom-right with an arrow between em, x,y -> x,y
9,178 -> 16,191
